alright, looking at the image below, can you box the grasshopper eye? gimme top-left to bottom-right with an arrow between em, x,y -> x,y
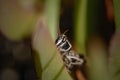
62,37 -> 66,42
61,35 -> 66,42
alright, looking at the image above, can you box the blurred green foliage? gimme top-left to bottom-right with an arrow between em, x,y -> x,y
0,0 -> 39,40
1,0 -> 120,80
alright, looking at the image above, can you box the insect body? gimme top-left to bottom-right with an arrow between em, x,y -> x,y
55,33 -> 85,72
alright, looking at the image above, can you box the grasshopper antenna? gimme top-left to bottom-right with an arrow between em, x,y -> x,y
57,26 -> 69,36
62,29 -> 69,35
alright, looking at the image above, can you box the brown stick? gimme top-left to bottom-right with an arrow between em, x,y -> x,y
75,69 -> 86,80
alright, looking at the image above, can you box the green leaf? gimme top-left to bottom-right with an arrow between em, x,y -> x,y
45,0 -> 60,40
32,19 -> 72,80
32,0 -> 72,79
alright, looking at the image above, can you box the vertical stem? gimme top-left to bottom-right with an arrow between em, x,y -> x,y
113,0 -> 120,29
74,0 -> 87,54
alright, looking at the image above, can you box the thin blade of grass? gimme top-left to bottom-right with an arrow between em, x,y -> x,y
113,0 -> 120,29
74,0 -> 87,54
